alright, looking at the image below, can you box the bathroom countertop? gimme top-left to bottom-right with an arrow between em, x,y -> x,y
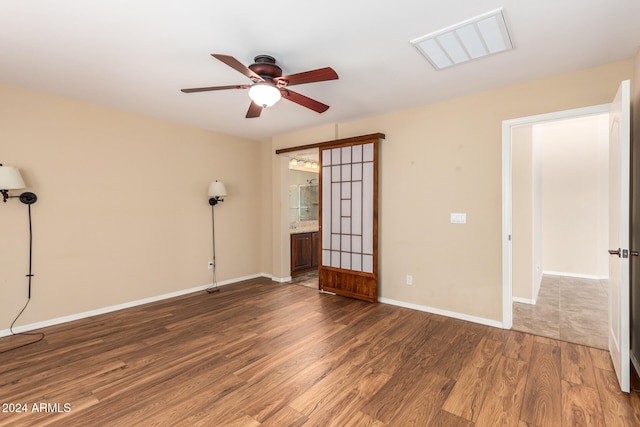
290,221 -> 319,234
290,227 -> 319,234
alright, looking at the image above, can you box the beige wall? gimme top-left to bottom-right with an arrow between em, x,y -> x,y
512,124 -> 542,301
258,140 -> 273,276
540,114 -> 610,277
271,59 -> 633,323
0,84 -> 267,329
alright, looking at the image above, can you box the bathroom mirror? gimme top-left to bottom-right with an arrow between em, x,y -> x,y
289,170 -> 318,222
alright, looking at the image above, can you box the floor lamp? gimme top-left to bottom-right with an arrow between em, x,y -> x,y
207,180 -> 227,294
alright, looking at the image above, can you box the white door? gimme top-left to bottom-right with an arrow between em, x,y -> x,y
608,80 -> 631,393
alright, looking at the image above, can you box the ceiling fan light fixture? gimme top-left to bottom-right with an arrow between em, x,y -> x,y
248,82 -> 281,108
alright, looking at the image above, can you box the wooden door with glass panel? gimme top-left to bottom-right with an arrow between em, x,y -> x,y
319,135 -> 381,302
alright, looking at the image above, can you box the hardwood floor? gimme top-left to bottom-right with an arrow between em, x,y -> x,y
1,277 -> 639,426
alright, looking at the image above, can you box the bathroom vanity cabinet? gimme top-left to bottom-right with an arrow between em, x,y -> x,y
291,231 -> 319,275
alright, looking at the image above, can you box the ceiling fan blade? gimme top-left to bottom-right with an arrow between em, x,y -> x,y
281,89 -> 330,113
246,101 -> 263,118
181,84 -> 249,93
211,54 -> 264,82
275,67 -> 338,87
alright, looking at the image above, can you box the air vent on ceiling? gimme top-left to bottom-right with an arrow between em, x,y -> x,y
410,8 -> 514,70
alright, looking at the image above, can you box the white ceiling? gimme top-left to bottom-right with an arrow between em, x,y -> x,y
1,1 -> 639,140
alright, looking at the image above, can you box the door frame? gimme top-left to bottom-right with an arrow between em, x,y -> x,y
501,103 -> 610,329
276,133 -> 385,288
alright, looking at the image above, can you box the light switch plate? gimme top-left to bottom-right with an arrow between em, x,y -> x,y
450,213 -> 467,224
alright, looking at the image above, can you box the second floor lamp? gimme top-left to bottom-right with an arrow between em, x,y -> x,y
207,180 -> 227,293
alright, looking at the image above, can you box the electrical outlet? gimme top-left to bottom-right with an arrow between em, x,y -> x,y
406,275 -> 413,285
207,261 -> 214,270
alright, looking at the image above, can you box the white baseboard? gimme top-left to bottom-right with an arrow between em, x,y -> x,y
513,296 -> 536,305
378,297 -> 503,329
543,270 -> 608,280
0,273 -> 271,338
2,275 -> 507,338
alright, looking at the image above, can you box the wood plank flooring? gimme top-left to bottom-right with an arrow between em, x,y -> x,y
1,277 -> 639,426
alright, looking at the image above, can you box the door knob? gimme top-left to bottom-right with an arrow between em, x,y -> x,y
632,251 -> 639,257
609,249 -> 621,256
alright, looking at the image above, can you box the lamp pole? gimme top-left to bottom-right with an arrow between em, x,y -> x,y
207,194 -> 223,293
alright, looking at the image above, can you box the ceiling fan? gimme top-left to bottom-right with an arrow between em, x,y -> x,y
181,54 -> 338,118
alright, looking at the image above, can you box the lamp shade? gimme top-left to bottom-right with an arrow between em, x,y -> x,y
248,83 -> 281,108
0,165 -> 26,190
208,181 -> 227,198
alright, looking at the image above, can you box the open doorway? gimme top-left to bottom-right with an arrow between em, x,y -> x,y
277,133 -> 384,301
502,104 -> 611,348
286,148 -> 320,289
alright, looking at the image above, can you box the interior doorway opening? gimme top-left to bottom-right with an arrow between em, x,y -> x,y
285,149 -> 320,286
510,113 -> 610,348
502,103 -> 611,342
276,133 -> 384,301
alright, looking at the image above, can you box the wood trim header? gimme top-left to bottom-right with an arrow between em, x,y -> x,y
275,133 -> 385,155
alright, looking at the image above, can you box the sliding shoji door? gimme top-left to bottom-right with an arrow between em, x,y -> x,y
319,134 -> 382,302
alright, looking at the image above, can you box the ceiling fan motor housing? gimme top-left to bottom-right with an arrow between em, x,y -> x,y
249,55 -> 282,81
